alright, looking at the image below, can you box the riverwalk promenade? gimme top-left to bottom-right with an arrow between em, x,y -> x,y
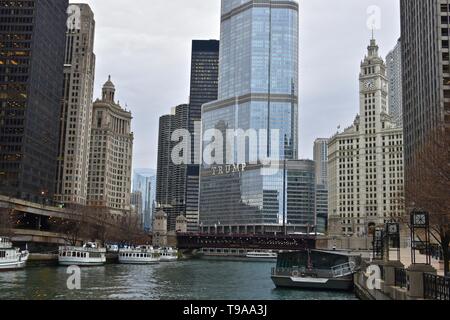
355,249 -> 449,300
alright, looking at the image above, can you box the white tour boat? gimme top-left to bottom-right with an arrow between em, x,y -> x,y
246,251 -> 278,262
160,247 -> 178,262
58,242 -> 106,266
198,248 -> 278,262
118,246 -> 160,264
0,237 -> 29,271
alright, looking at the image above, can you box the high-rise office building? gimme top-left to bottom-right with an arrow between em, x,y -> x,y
313,138 -> 329,234
386,39 -> 403,127
400,0 -> 450,205
185,40 -> 220,233
328,38 -> 404,237
313,138 -> 328,186
87,77 -> 133,213
130,190 -> 143,218
0,0 -> 68,203
133,168 -> 156,233
55,4 -> 96,206
156,104 -> 189,231
199,0 -> 299,234
315,185 -> 328,234
286,160 -> 316,233
188,40 -> 220,164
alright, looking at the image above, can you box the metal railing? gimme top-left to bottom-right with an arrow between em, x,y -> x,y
331,262 -> 356,278
271,267 -> 333,278
395,268 -> 407,288
59,246 -> 106,253
424,273 -> 450,301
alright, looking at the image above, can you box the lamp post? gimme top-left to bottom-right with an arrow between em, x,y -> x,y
410,210 -> 431,265
386,221 -> 400,262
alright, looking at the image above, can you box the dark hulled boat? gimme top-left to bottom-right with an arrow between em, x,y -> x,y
271,250 -> 362,291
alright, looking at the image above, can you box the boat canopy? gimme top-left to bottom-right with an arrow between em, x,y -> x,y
276,250 -> 352,269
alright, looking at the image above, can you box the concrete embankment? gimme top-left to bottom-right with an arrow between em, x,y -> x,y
28,253 -> 58,266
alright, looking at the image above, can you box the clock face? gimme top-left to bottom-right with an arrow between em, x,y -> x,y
388,224 -> 398,235
414,213 -> 427,226
364,80 -> 375,90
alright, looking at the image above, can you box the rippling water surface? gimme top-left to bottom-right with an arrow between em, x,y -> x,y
0,260 -> 357,300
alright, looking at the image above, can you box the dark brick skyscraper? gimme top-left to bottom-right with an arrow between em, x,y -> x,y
400,0 -> 450,206
0,0 -> 68,203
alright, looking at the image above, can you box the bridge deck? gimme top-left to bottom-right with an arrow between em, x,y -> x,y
177,233 -> 316,251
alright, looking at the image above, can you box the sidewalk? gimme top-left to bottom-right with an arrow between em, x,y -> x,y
389,248 -> 445,276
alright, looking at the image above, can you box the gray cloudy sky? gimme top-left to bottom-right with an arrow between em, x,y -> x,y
70,0 -> 400,170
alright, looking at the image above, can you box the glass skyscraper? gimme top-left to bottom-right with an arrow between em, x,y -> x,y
133,169 -> 156,233
199,0 -> 300,234
0,0 -> 68,203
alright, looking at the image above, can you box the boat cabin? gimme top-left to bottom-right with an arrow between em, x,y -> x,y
0,237 -> 12,249
276,250 -> 361,272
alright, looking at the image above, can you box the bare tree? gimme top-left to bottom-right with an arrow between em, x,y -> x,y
49,203 -> 149,247
405,125 -> 450,275
56,205 -> 93,246
119,212 -> 148,245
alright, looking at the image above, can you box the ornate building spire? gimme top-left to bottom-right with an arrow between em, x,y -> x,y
367,37 -> 379,58
102,75 -> 115,103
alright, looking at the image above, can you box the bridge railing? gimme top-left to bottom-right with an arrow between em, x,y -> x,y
177,233 -> 317,251
424,273 -> 450,301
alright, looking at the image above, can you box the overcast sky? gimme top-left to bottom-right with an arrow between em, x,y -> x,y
70,0 -> 400,170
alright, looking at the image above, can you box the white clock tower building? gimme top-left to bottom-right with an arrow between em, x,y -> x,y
328,38 -> 405,238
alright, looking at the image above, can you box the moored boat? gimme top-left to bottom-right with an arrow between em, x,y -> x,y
160,247 -> 178,262
118,245 -> 160,264
271,250 -> 362,291
0,237 -> 29,271
197,248 -> 279,262
58,242 -> 106,266
246,251 -> 277,262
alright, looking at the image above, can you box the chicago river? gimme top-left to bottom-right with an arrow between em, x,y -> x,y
0,260 -> 355,300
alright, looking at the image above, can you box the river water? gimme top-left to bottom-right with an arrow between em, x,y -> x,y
0,260 -> 357,300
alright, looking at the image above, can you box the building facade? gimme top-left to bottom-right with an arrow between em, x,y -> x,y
130,190 -> 143,219
313,138 -> 329,186
156,104 -> 188,231
133,168 -> 156,233
55,4 -> 96,206
0,0 -> 68,203
199,0 -> 299,234
328,38 -> 404,237
87,77 -> 133,213
185,40 -> 220,233
386,39 -> 403,127
400,0 -> 450,206
285,160 -> 316,233
188,40 -> 220,164
313,138 -> 329,234
315,185 -> 328,234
